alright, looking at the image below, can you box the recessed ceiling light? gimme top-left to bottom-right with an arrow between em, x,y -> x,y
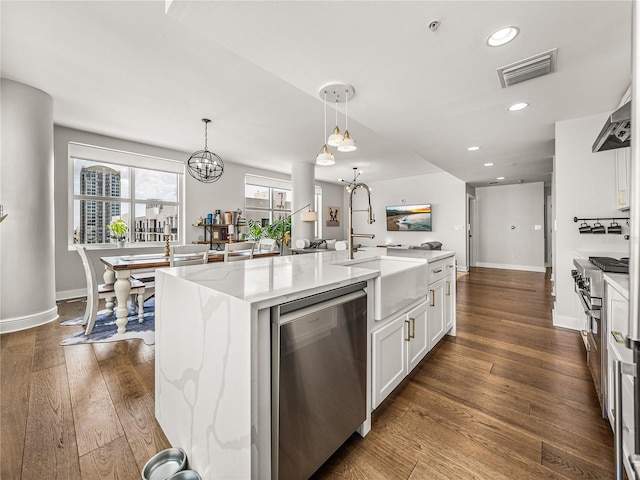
486,26 -> 520,47
467,146 -> 480,151
483,162 -> 494,167
496,176 -> 505,180
508,102 -> 529,112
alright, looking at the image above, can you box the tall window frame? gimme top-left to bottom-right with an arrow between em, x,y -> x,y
69,142 -> 184,247
244,174 -> 322,238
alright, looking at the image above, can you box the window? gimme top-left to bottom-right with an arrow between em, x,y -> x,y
70,142 -> 183,246
244,174 -> 322,238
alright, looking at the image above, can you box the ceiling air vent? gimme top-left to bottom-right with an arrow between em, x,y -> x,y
497,48 -> 557,88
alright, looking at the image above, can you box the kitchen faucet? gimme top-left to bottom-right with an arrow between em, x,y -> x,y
348,182 -> 375,259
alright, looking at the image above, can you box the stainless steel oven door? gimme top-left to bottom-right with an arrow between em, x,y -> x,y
575,284 -> 602,319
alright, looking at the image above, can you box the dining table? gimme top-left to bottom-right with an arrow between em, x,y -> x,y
100,248 -> 279,334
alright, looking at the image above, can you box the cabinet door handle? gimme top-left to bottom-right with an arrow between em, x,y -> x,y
430,290 -> 435,306
447,264 -> 453,269
409,317 -> 415,339
404,320 -> 411,342
433,269 -> 443,274
446,280 -> 451,296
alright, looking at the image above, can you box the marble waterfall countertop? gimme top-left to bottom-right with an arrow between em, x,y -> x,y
156,246 -> 455,310
154,246 -> 455,479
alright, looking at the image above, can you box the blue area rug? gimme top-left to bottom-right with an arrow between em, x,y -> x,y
60,298 -> 155,346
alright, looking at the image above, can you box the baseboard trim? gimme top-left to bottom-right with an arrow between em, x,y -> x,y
552,309 -> 580,330
0,305 -> 59,334
56,288 -> 87,301
474,262 -> 546,273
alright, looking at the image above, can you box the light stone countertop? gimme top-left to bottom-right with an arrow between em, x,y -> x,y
157,246 -> 455,309
604,272 -> 629,300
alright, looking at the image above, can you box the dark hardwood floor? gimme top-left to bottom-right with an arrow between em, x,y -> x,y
1,267 -> 614,479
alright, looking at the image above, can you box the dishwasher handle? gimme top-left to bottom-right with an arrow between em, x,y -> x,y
277,289 -> 366,326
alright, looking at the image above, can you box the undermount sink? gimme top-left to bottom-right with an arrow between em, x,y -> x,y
339,255 -> 428,320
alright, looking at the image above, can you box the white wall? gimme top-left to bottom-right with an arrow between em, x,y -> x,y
475,182 -> 545,272
349,171 -> 467,269
553,112 -> 629,330
54,126 -> 346,298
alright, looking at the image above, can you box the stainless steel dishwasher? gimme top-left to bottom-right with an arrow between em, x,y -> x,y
271,282 -> 367,480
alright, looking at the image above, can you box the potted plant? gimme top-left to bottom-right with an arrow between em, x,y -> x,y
265,216 -> 291,254
247,219 -> 264,241
108,219 -> 128,247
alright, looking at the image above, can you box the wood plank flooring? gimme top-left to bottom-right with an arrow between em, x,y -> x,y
1,267 -> 615,479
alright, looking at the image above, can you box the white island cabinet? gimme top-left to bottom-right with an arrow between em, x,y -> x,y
155,247 -> 456,479
155,250 -> 380,479
372,249 -> 456,408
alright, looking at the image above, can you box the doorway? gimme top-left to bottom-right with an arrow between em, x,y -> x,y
466,194 -> 476,270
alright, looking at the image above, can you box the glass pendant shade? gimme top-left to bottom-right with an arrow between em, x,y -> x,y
327,126 -> 344,146
337,130 -> 357,152
316,144 -> 335,166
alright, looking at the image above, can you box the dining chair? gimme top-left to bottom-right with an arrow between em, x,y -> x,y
169,244 -> 210,266
256,238 -> 277,252
224,241 -> 255,262
76,246 -> 146,335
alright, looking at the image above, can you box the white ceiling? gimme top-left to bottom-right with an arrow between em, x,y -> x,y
0,1 -> 632,187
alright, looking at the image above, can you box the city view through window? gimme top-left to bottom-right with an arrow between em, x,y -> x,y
72,158 -> 180,245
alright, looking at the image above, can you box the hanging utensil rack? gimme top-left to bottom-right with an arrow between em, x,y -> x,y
573,216 -> 630,223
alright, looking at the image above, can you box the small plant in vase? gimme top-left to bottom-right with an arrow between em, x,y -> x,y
247,219 -> 264,241
108,219 -> 128,247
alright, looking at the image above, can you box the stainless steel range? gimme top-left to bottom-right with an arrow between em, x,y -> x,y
572,256 -> 629,418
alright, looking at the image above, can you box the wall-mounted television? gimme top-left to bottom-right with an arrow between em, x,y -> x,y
385,204 -> 432,231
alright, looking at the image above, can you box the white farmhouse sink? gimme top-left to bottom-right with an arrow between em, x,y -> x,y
339,255 -> 428,320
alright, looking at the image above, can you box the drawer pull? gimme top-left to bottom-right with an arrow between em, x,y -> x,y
409,317 -> 415,339
612,331 -> 625,344
433,269 -> 443,274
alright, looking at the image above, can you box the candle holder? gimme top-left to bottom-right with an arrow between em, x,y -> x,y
164,234 -> 170,257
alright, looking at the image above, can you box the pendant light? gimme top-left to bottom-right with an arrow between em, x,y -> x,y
186,118 -> 224,183
316,91 -> 335,166
338,89 -> 357,152
327,97 -> 344,147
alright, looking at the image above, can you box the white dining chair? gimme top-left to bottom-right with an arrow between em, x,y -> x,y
77,246 -> 146,335
224,241 -> 255,262
169,244 -> 210,266
256,238 -> 277,252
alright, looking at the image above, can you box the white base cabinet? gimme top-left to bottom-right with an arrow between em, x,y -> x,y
372,254 -> 457,409
372,301 -> 428,408
605,281 -> 635,479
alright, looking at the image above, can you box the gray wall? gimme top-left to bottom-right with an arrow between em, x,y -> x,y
54,126 -> 345,299
475,182 -> 546,272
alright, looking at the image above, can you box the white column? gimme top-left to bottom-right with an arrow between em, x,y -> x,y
0,79 -> 57,332
291,162 -> 315,246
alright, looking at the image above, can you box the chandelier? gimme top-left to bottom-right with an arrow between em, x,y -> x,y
187,118 -> 224,183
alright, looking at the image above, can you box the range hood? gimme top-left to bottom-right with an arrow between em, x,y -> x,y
592,101 -> 631,152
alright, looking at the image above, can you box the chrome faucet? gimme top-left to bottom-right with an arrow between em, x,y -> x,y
348,182 -> 375,259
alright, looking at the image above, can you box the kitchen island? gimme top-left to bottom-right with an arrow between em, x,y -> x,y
155,247 -> 455,479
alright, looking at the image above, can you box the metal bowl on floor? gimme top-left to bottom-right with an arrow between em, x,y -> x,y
141,448 -> 187,480
167,471 -> 202,480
